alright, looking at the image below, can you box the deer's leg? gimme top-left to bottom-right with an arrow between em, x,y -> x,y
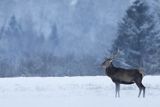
117,84 -> 120,97
135,82 -> 143,98
140,83 -> 145,98
135,82 -> 142,97
115,83 -> 120,98
143,85 -> 145,98
138,87 -> 142,98
135,77 -> 145,98
115,83 -> 118,97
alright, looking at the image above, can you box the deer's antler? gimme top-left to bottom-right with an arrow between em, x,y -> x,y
110,49 -> 120,60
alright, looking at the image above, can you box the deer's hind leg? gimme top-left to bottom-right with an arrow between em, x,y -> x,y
135,79 -> 145,98
140,83 -> 145,97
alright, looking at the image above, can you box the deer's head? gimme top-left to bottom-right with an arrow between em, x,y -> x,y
101,49 -> 120,69
101,58 -> 113,69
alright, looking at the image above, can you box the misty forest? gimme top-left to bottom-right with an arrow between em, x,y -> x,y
0,0 -> 160,77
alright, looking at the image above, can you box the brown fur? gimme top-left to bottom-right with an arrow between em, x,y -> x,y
102,59 -> 145,98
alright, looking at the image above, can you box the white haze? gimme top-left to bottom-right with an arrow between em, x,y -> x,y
0,0 -> 130,57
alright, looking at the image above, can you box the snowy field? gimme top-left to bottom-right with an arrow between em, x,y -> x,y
0,76 -> 160,107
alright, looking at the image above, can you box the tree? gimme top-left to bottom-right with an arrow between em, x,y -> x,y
50,24 -> 59,46
45,24 -> 59,55
112,0 -> 158,74
143,0 -> 160,74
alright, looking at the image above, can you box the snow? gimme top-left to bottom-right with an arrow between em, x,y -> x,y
0,76 -> 160,107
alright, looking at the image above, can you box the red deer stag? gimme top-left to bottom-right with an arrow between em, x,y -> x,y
101,50 -> 145,98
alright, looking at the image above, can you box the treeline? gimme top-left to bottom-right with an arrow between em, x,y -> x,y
0,0 -> 160,76
0,15 -> 102,77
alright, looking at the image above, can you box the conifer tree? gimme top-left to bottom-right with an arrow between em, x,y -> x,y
112,0 -> 158,74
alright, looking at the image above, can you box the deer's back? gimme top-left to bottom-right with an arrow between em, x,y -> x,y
107,67 -> 142,84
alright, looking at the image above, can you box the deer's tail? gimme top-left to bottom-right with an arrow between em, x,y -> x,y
139,68 -> 145,77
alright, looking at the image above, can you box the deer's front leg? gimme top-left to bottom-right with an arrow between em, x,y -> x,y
117,83 -> 120,97
115,83 -> 120,98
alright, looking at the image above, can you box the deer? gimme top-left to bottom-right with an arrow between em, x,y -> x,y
101,50 -> 145,98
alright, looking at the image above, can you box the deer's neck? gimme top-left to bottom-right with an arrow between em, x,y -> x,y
106,62 -> 116,76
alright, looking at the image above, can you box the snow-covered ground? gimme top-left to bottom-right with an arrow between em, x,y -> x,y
0,76 -> 159,107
